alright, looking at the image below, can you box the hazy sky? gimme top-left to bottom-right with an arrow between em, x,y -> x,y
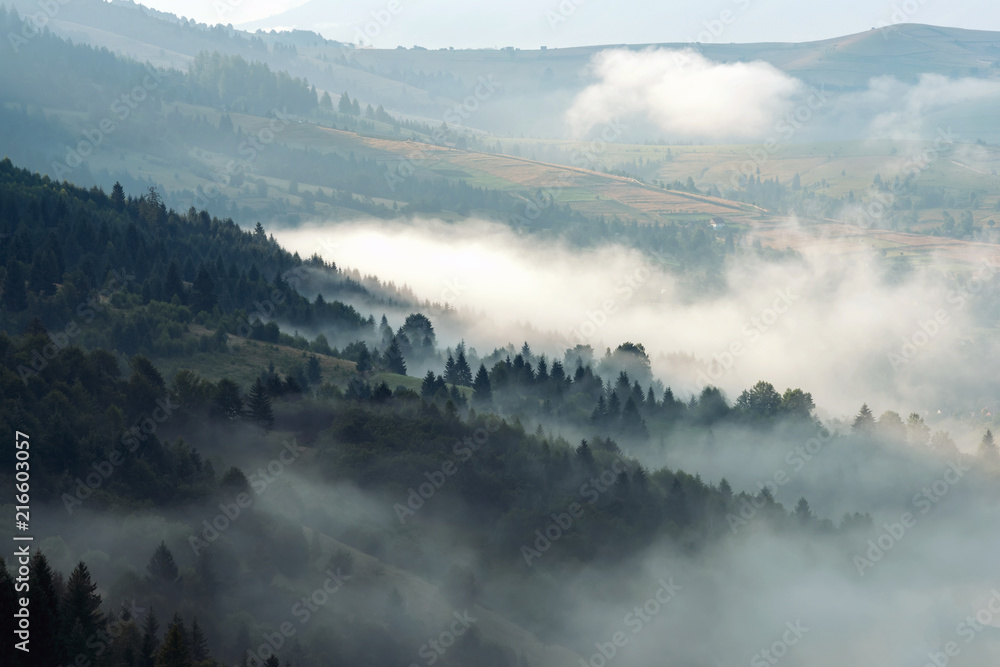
143,0 -> 999,49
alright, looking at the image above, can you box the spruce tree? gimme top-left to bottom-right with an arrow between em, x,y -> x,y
163,260 -> 185,303
146,542 -> 179,586
29,551 -> 63,667
141,606 -> 160,667
794,497 -> 813,525
190,618 -> 209,662
379,315 -> 393,346
443,354 -> 457,384
386,336 -> 406,375
247,377 -> 275,431
852,403 -> 875,434
979,429 -> 998,461
621,397 -> 648,439
575,440 -> 596,472
61,562 -> 106,663
355,342 -> 372,373
338,92 -> 352,114
210,379 -> 243,421
155,617 -> 192,667
472,364 -> 492,406
191,265 -> 216,313
455,349 -> 473,386
591,395 -> 607,424
306,354 -> 322,385
421,370 -> 438,400
607,390 -> 622,419
111,181 -> 126,208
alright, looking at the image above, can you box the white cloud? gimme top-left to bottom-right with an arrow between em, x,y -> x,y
565,48 -> 804,140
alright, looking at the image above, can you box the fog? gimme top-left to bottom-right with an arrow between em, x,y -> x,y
274,217 -> 1000,429
831,74 -> 1000,141
37,406 -> 1000,667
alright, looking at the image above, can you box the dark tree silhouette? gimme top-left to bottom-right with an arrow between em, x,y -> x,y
146,542 -> 179,586
472,364 -> 492,406
247,377 -> 274,431
852,403 -> 875,435
386,336 -> 407,375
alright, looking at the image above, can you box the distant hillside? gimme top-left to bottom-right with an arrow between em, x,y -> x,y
4,0 -> 999,137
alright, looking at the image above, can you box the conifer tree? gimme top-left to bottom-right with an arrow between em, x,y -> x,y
979,429 -> 998,461
141,606 -> 160,667
164,260 -> 185,303
191,265 -> 216,312
61,562 -> 106,662
472,364 -> 492,406
29,551 -> 64,667
621,396 -> 648,439
306,354 -> 322,385
247,377 -> 274,431
355,342 -> 372,373
146,542 -> 179,586
155,617 -> 192,667
455,349 -> 473,386
852,403 -> 875,434
211,379 -> 243,421
190,618 -> 209,662
607,390 -> 622,419
591,395 -> 607,424
386,336 -> 406,375
421,370 -> 438,400
338,92 -> 352,114
111,181 -> 126,208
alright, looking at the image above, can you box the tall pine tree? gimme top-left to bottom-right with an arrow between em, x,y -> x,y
472,364 -> 492,406
60,562 -> 106,663
29,551 -> 63,667
155,616 -> 192,667
386,336 -> 406,375
190,618 -> 209,662
141,606 -> 160,667
455,349 -> 473,386
247,377 -> 275,431
146,542 -> 179,586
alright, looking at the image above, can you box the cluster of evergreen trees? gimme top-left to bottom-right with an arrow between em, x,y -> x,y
0,160 -> 376,360
185,51 -> 317,116
0,549 -> 224,667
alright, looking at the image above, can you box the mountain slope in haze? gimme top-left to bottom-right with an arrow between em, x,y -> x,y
5,0 -> 1000,138
6,6 -> 1000,275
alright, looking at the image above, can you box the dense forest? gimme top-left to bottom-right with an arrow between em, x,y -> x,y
2,160 -> 998,665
